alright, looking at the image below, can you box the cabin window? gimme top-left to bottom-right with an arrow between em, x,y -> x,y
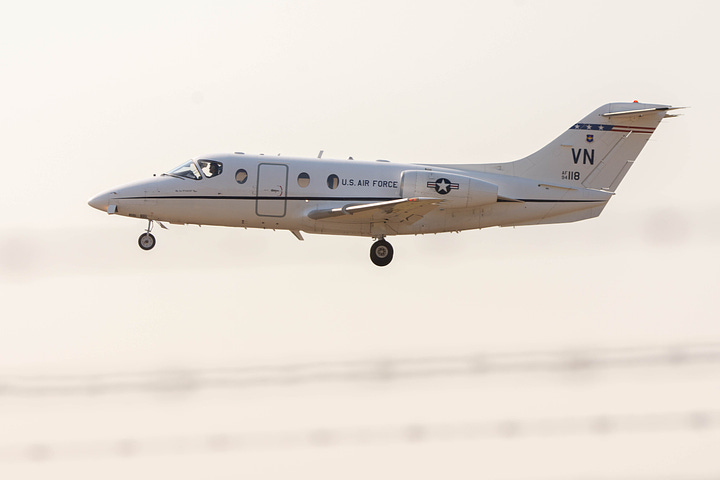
297,172 -> 310,188
198,160 -> 223,178
327,174 -> 339,189
166,160 -> 202,180
235,169 -> 248,184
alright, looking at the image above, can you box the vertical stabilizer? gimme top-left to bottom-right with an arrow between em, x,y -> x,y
504,102 -> 676,191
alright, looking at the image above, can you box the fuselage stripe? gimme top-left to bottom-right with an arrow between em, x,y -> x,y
116,195 -> 605,204
117,196 -> 399,202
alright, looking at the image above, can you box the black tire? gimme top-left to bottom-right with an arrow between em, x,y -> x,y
138,232 -> 156,251
370,239 -> 393,267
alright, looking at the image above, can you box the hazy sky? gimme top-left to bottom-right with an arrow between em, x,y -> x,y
1,1 -> 719,478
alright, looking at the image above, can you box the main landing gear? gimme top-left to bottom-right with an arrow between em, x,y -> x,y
370,237 -> 394,267
138,220 -> 157,251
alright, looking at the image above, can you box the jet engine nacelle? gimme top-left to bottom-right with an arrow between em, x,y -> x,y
400,170 -> 498,208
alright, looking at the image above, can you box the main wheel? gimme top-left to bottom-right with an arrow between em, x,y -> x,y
370,239 -> 394,267
138,232 -> 156,251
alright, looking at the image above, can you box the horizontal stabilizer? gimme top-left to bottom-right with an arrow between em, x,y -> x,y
308,197 -> 441,224
602,106 -> 685,117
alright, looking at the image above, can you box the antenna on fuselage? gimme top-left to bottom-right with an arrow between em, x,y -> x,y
317,150 -> 324,159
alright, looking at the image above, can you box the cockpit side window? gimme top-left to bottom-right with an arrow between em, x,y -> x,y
166,160 -> 202,180
198,160 -> 223,178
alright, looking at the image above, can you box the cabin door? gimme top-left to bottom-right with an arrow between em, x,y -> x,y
256,163 -> 288,217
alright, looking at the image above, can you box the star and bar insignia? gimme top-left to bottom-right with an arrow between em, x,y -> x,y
427,177 -> 459,195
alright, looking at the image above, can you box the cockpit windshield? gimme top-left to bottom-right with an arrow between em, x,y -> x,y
165,160 -> 202,180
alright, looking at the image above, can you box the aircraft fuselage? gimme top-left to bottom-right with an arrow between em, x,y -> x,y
89,153 -> 611,238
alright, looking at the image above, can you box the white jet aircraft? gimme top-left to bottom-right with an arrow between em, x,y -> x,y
88,102 -> 679,266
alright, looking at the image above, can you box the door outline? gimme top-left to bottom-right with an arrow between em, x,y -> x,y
256,163 -> 288,217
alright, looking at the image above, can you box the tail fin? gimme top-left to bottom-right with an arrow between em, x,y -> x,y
503,102 -> 678,192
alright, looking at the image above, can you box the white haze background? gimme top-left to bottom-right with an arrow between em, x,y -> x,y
1,1 -> 719,478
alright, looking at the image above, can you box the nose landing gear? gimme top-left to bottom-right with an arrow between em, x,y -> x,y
138,220 -> 157,251
370,237 -> 394,267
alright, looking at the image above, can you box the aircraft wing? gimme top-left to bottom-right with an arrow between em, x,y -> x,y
307,197 -> 441,224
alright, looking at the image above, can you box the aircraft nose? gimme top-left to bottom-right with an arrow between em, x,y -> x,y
88,191 -> 112,212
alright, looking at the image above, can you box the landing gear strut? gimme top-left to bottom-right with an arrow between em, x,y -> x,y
138,220 -> 156,251
370,238 -> 393,267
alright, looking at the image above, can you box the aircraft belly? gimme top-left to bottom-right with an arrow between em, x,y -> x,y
117,196 -> 606,237
126,198 -> 301,230
490,201 -> 608,227
116,198 -> 158,220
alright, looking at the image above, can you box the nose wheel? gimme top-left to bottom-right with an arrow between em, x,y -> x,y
138,232 -> 156,250
370,238 -> 393,267
138,220 -> 157,251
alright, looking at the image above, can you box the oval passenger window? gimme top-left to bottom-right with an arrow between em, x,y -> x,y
298,172 -> 310,188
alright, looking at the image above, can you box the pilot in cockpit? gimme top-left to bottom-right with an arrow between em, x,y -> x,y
199,160 -> 223,178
